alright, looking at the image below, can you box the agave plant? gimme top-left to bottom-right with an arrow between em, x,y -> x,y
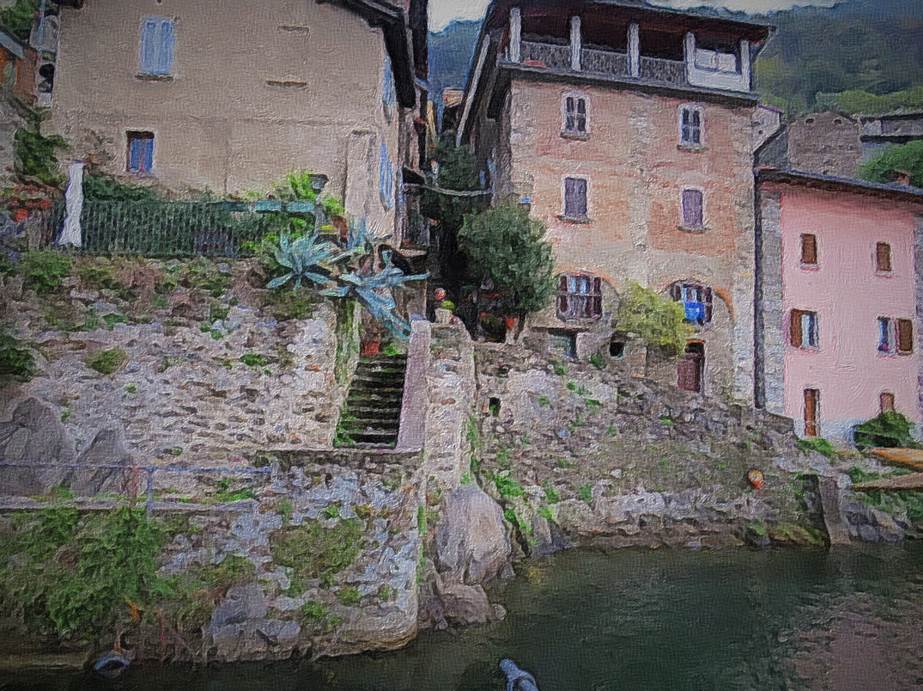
322,250 -> 428,340
266,232 -> 344,290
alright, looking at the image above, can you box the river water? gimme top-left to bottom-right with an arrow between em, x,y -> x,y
5,544 -> 923,690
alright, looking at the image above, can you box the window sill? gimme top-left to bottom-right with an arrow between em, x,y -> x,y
559,215 -> 591,224
136,73 -> 174,82
875,270 -> 894,278
126,171 -> 155,179
266,79 -> 309,89
878,350 -> 913,358
677,144 -> 706,153
557,315 -> 602,324
677,225 -> 707,234
800,263 -> 820,271
793,345 -> 820,353
561,131 -> 590,141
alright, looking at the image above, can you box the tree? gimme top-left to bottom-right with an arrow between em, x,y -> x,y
421,138 -> 482,233
457,203 -> 555,316
859,140 -> 923,188
615,281 -> 692,356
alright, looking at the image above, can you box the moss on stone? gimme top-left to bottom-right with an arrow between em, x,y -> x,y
271,518 -> 362,593
85,348 -> 128,375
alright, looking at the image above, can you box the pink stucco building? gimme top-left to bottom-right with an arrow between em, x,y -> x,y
756,169 -> 923,441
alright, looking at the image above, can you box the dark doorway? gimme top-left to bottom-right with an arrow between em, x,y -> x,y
677,342 -> 704,393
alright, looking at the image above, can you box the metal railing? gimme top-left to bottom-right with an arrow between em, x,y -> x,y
31,199 -> 328,258
0,461 -> 272,516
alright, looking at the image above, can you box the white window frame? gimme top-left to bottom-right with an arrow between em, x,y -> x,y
678,104 -> 704,148
561,92 -> 590,137
679,186 -> 705,230
561,175 -> 590,221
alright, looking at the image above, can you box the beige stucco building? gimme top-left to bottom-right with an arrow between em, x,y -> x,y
460,0 -> 771,402
49,0 -> 428,240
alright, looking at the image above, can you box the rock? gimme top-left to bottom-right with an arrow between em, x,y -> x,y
0,398 -> 76,495
210,584 -> 268,628
67,428 -> 134,496
434,578 -> 493,626
435,486 -> 512,586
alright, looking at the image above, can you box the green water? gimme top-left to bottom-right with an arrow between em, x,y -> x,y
4,544 -> 923,690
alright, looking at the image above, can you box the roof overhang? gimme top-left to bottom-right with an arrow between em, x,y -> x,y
318,0 -> 416,107
0,27 -> 25,60
757,167 -> 923,204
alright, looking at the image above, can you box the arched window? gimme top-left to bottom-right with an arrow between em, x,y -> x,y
557,274 -> 602,320
670,282 -> 713,324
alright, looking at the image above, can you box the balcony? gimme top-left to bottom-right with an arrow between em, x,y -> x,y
506,11 -> 753,95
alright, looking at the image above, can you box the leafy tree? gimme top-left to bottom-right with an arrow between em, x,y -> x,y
859,140 -> 923,188
0,0 -> 37,42
615,281 -> 692,356
422,138 -> 482,233
457,203 -> 554,316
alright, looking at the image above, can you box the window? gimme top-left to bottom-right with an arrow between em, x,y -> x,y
800,234 -> 817,266
804,389 -> 819,437
609,339 -> 625,358
880,392 -> 895,414
548,330 -> 577,360
382,54 -> 396,115
679,106 -> 702,147
557,274 -> 602,320
563,177 -> 588,219
670,283 -> 713,324
681,189 -> 704,229
876,242 -> 892,273
563,95 -> 588,136
879,317 -> 914,354
790,309 -> 818,349
126,131 -> 154,174
139,17 -> 175,76
379,142 -> 394,210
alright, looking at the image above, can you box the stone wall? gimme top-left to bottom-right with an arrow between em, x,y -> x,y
471,343 -> 833,552
0,257 -> 352,476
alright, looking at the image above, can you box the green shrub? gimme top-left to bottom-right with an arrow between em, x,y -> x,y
577,484 -> 593,503
0,0 -> 36,41
859,140 -> 923,188
493,471 -> 524,498
18,251 -> 72,294
458,203 -> 555,316
853,412 -> 921,450
82,173 -> 162,202
271,519 -> 362,592
0,330 -> 35,380
337,586 -> 361,606
615,281 -> 692,355
796,437 -> 837,458
85,348 -> 128,375
13,113 -> 67,187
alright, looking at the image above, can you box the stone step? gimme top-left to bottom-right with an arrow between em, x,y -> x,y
352,373 -> 406,384
354,366 -> 407,377
347,393 -> 405,405
349,385 -> 404,396
344,441 -> 398,450
345,416 -> 400,428
360,354 -> 407,362
346,405 -> 402,415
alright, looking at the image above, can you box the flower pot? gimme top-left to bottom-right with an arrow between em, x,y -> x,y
504,315 -> 519,331
361,340 -> 381,356
11,208 -> 29,223
435,308 -> 452,325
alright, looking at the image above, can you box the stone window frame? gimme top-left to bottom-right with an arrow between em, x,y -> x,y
678,104 -> 705,150
679,186 -> 706,231
561,92 -> 590,140
560,175 -> 590,223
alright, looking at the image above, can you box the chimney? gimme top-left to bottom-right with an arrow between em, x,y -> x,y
894,169 -> 912,186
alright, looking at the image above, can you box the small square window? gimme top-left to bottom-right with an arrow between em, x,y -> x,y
563,95 -> 588,136
681,189 -> 704,229
876,242 -> 892,273
563,177 -> 588,219
880,392 -> 895,414
801,234 -> 817,265
680,106 -> 702,147
126,131 -> 154,174
790,309 -> 818,349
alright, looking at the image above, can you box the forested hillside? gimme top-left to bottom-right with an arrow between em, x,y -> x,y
428,0 -> 923,115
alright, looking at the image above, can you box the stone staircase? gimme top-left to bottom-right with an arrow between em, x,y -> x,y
336,354 -> 407,448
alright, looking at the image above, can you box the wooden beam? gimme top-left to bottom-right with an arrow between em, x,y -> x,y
853,472 -> 923,492
868,447 -> 923,472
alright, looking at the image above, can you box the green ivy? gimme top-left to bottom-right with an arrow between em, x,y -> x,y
13,113 -> 68,187
853,412 -> 921,450
86,348 -> 128,375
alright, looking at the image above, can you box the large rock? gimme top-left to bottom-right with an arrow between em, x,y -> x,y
434,578 -> 494,626
68,428 -> 135,497
0,398 -> 75,495
435,485 -> 511,586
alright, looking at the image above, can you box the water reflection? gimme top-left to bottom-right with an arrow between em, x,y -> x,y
3,544 -> 922,690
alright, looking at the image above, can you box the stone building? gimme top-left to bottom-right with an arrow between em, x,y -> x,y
756,111 -> 863,178
859,110 -> 923,162
755,168 -> 923,441
457,0 -> 771,402
47,0 -> 429,241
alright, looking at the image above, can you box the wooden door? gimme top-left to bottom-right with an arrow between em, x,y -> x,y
677,344 -> 704,393
804,389 -> 819,437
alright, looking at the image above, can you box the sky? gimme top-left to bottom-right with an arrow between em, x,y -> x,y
429,0 -> 839,31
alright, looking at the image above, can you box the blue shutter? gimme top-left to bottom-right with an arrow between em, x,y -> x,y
379,143 -> 394,210
382,55 -> 395,109
128,138 -> 142,172
140,18 -> 159,74
142,137 -> 154,173
158,19 -> 175,75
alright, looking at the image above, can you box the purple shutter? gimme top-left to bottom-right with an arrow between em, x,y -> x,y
682,189 -> 703,227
